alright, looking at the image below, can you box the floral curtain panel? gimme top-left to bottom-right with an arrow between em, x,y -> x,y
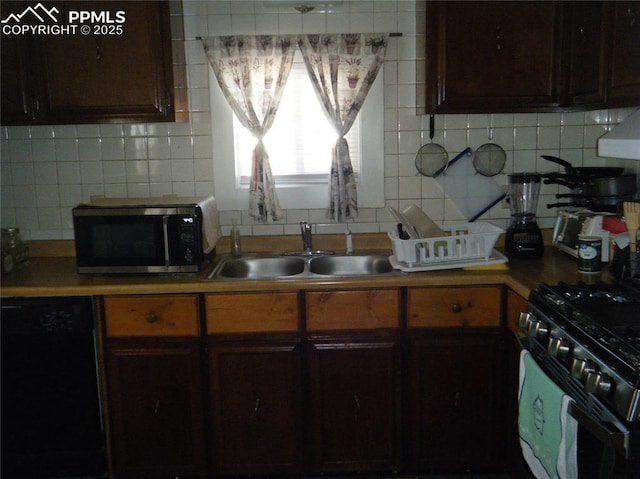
201,35 -> 295,222
298,33 -> 388,222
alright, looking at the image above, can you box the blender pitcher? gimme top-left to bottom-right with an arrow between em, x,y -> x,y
505,173 -> 544,258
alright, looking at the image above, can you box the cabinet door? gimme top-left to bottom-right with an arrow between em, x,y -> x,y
37,1 -> 174,123
308,337 -> 400,472
425,1 -> 564,112
105,342 -> 206,477
607,1 -> 640,105
567,1 -> 608,108
208,341 -> 303,475
0,2 -> 40,124
408,332 -> 505,471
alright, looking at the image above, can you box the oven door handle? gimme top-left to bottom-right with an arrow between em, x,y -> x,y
567,402 -> 630,457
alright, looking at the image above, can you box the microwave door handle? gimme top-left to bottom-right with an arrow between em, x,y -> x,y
162,216 -> 170,266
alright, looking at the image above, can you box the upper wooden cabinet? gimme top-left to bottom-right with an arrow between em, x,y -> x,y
425,1 -> 565,113
606,1 -> 640,106
0,1 -> 179,125
568,1 -> 640,109
566,1 -> 608,108
425,1 -> 640,113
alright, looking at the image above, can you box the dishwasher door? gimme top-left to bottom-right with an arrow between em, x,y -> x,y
1,296 -> 106,478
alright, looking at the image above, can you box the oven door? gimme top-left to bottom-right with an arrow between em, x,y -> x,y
516,335 -> 636,479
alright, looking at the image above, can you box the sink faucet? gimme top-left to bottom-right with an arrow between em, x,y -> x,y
300,221 -> 313,253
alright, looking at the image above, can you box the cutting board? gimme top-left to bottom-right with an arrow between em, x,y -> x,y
435,149 -> 506,222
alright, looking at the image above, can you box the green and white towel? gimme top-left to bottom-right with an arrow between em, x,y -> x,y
519,350 -> 578,479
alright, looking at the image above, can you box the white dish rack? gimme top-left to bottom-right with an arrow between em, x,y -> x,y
388,222 -> 505,269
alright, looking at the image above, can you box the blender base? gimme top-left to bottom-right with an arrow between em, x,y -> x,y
505,225 -> 544,259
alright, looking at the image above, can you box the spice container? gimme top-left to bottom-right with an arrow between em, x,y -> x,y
578,235 -> 602,273
1,227 -> 29,273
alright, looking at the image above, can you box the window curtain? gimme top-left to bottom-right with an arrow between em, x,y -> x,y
298,33 -> 388,222
201,35 -> 295,222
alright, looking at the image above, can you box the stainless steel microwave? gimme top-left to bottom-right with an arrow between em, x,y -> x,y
72,196 -> 220,274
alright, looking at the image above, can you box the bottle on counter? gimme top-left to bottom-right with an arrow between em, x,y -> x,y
1,227 -> 29,273
230,218 -> 242,257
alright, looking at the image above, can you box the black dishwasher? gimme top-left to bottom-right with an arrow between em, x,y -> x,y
1,296 -> 106,478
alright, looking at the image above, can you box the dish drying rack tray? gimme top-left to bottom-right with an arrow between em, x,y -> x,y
388,222 -> 504,270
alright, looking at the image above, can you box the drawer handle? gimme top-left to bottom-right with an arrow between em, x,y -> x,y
451,301 -> 471,313
145,312 -> 159,323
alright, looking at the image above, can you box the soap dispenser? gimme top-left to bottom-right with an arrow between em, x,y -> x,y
345,226 -> 353,254
230,218 -> 242,257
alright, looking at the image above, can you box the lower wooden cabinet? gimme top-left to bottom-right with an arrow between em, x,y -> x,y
105,342 -> 207,477
308,336 -> 401,472
102,295 -> 206,477
407,331 -> 505,472
305,289 -> 401,473
101,287 -> 508,477
205,292 -> 303,474
208,340 -> 304,475
406,285 -> 506,472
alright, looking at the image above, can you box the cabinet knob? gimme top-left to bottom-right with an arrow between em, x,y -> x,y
451,301 -> 471,313
145,312 -> 159,323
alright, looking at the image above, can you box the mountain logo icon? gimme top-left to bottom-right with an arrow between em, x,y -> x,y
1,3 -> 60,24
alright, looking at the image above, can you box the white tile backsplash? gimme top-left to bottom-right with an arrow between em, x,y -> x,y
1,0 -> 638,241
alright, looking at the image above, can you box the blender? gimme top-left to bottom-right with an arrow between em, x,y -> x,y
505,173 -> 544,258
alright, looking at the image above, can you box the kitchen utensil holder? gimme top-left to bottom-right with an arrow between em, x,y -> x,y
389,222 -> 504,266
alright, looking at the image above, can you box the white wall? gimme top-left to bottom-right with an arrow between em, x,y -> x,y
1,0 -> 638,240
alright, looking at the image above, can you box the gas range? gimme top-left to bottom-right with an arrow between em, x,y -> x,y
521,281 -> 640,423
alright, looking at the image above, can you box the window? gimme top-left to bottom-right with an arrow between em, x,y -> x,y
234,57 -> 361,185
211,51 -> 384,213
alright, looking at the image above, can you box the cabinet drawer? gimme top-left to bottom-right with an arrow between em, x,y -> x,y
306,289 -> 399,331
408,286 -> 501,328
205,292 -> 299,334
104,295 -> 200,337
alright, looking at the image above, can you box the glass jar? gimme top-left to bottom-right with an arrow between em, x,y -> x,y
1,227 -> 29,273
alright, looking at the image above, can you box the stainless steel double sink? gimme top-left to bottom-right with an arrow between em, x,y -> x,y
207,253 -> 397,280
